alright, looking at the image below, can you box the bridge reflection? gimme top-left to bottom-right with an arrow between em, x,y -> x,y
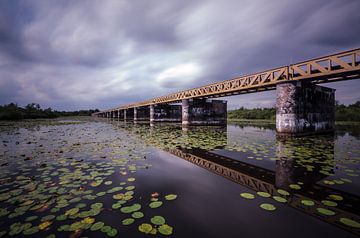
114,122 -> 360,235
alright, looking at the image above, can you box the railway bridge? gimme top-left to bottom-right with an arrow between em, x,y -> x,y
93,48 -> 360,135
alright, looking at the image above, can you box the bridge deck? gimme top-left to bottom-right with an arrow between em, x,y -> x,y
98,48 -> 360,113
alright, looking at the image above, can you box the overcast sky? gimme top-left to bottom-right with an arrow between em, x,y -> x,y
0,0 -> 359,111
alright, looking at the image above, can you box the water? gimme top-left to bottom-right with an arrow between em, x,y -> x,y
0,118 -> 359,237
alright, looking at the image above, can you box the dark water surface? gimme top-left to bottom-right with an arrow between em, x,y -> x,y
0,118 -> 359,238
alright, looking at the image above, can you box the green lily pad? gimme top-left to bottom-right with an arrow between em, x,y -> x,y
164,194 -> 177,201
317,208 -> 336,216
138,223 -> 153,234
339,218 -> 360,228
125,186 -> 135,191
257,192 -> 271,198
277,189 -> 290,196
90,222 -> 104,231
158,224 -> 173,235
260,203 -> 276,211
107,228 -> 118,237
122,218 -> 135,225
240,193 -> 255,199
91,202 -> 103,209
273,196 -> 287,203
132,212 -> 144,219
321,200 -> 337,207
289,184 -> 301,190
23,226 -> 39,235
301,200 -> 315,206
151,216 -> 166,225
329,194 -> 343,201
101,225 -> 112,233
149,201 -> 163,209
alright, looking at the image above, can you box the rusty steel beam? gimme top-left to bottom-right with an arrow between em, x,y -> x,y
94,48 -> 360,115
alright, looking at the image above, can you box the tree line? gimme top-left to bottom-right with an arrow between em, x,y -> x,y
228,101 -> 360,121
0,103 -> 99,120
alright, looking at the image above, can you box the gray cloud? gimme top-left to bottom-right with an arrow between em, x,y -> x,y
0,0 -> 359,111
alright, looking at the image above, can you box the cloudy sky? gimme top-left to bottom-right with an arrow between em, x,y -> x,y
0,0 -> 359,111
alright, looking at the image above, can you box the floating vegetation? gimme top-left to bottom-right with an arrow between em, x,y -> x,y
158,224 -> 173,235
260,203 -> 276,211
240,193 -> 255,199
149,201 -> 163,209
339,218 -> 360,228
151,215 -> 166,225
316,208 -> 336,216
301,200 -> 315,206
138,223 -> 153,234
122,218 -> 135,225
257,192 -> 271,198
165,194 -> 178,201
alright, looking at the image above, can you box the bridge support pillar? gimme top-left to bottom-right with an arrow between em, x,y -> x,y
124,108 -> 134,121
182,99 -> 227,126
276,81 -> 335,136
134,106 -> 150,122
150,104 -> 182,123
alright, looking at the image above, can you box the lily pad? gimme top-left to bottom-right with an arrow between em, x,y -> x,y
273,196 -> 287,203
138,223 -> 153,234
277,189 -> 290,196
289,184 -> 301,190
122,218 -> 135,225
321,200 -> 337,207
151,215 -> 166,225
158,224 -> 173,235
132,212 -> 144,219
149,201 -> 163,208
164,194 -> 177,201
339,218 -> 360,228
240,193 -> 255,199
257,192 -> 271,198
90,222 -> 104,231
301,200 -> 315,206
317,208 -> 336,216
329,194 -> 343,201
260,203 -> 276,211
107,228 -> 118,237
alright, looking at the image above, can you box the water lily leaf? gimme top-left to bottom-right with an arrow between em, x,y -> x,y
277,189 -> 290,196
122,218 -> 135,225
289,184 -> 301,190
132,212 -> 144,219
273,196 -> 287,203
301,200 -> 314,206
240,193 -> 255,199
127,178 -> 135,182
107,228 -> 118,237
158,224 -> 173,235
339,218 -> 360,228
260,203 -> 276,211
23,226 -> 39,235
321,200 -> 337,207
38,221 -> 52,230
90,222 -> 104,231
257,192 -> 271,198
101,225 -> 112,233
151,216 -> 166,225
138,223 -> 153,234
149,201 -> 163,208
317,208 -> 336,216
91,202 -> 103,209
125,186 -> 135,191
328,194 -> 343,201
164,194 -> 177,201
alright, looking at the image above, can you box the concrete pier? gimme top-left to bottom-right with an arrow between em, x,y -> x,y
150,104 -> 182,123
182,99 -> 227,126
124,108 -> 134,121
276,81 -> 335,135
134,106 -> 150,121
